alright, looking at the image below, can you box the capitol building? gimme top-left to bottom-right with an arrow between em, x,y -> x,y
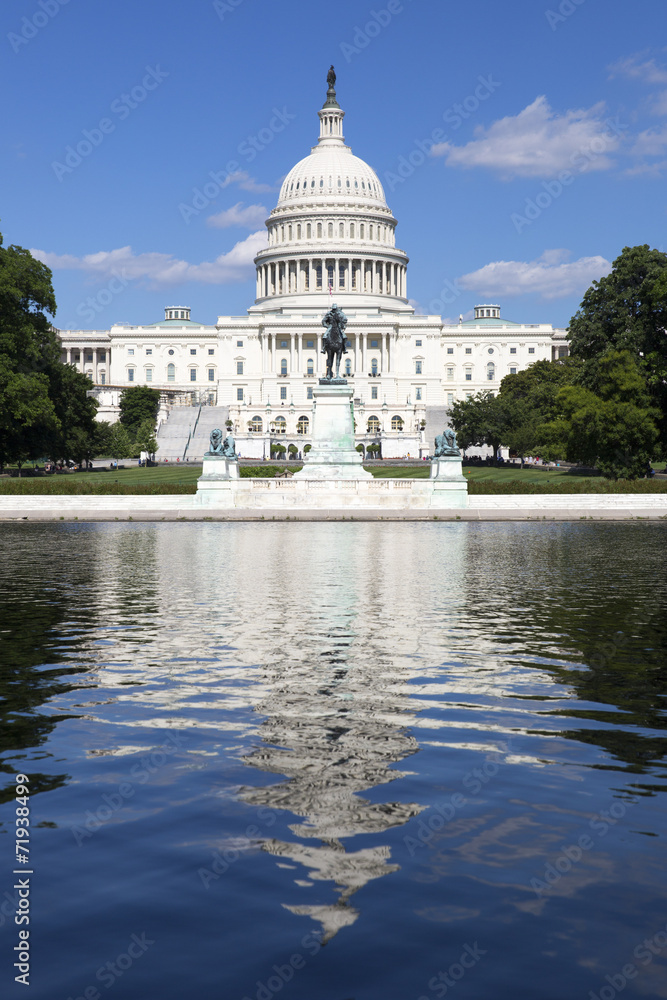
57,71 -> 568,460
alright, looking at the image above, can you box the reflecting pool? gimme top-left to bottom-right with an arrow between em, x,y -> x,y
1,522 -> 666,1000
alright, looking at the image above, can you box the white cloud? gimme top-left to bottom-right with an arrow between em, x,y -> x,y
608,52 -> 667,85
31,231 -> 268,288
623,159 -> 667,178
630,124 -> 667,157
458,250 -> 611,300
206,203 -> 268,229
649,90 -> 667,116
228,170 -> 275,194
431,96 -> 621,178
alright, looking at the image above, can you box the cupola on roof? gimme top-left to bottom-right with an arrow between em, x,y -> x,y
276,66 -> 388,212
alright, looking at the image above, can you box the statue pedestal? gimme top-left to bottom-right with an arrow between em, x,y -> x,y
196,455 -> 239,505
293,384 -> 372,480
430,455 -> 465,480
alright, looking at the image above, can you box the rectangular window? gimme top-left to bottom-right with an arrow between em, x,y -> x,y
190,348 -> 197,356
146,348 -> 152,355
208,348 -> 215,355
447,392 -> 453,405
100,373 -> 106,385
146,369 -> 152,382
510,367 -> 517,375
127,349 -> 134,356
237,340 -> 243,348
528,347 -> 535,354
415,361 -> 422,374
280,340 -> 288,349
307,387 -> 313,399
415,339 -> 422,347
339,264 -> 345,287
85,353 -> 93,362
128,368 -> 135,382
236,361 -> 243,375
510,347 -> 517,354
370,339 -> 378,348
447,367 -> 454,379
98,351 -> 106,362
208,368 -> 215,381
237,387 -> 244,401
465,347 -> 472,355
280,386 -> 287,400
190,368 -> 196,381
306,339 -> 314,349
371,386 -> 378,400
416,387 -> 422,400
447,347 -> 454,354
465,371 -> 472,381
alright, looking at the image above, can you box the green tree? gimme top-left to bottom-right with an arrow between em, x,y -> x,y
449,391 -> 508,463
135,418 -> 158,460
498,357 -> 584,464
119,386 -> 160,436
45,362 -> 99,464
108,423 -> 134,465
568,245 -> 667,446
542,351 -> 659,478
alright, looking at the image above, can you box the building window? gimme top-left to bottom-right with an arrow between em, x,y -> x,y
128,368 -> 135,382
370,338 -> 378,348
371,386 -> 378,399
339,223 -> 344,238
237,361 -> 244,375
317,223 -> 322,238
280,358 -> 288,375
100,373 -> 106,385
465,347 -> 472,355
236,341 -> 243,348
250,416 -> 262,433
168,349 -> 174,356
274,416 -> 286,433
447,366 -> 454,379
345,358 -> 351,375
447,347 -> 454,355
528,347 -> 535,354
208,368 -> 215,381
315,264 -> 322,289
415,339 -> 422,347
297,415 -> 309,434
167,363 -> 175,382
327,263 -> 334,289
488,347 -> 494,354
415,361 -> 422,374
146,368 -> 153,382
447,392 -> 453,405
237,387 -> 244,401
371,358 -> 378,376
280,339 -> 288,349
307,359 -> 314,376
307,387 -> 313,399
307,223 -> 312,239
146,349 -> 152,356
85,352 -> 93,362
391,415 -> 404,431
190,349 -> 197,355
190,368 -> 197,381
339,263 -> 345,287
367,415 -> 380,433
416,387 -> 422,400
306,339 -> 314,349
99,351 -> 106,362
328,223 -> 334,238
127,348 -> 134,356
360,224 -> 365,239
487,362 -> 495,381
510,347 -> 517,354
465,370 -> 472,381
509,367 -> 517,375
280,386 -> 287,400
208,348 -> 215,355
350,223 -> 355,238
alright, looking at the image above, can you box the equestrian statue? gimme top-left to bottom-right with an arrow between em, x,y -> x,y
321,303 -> 350,381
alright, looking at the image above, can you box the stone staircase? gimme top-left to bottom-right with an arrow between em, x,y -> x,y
155,405 -> 229,462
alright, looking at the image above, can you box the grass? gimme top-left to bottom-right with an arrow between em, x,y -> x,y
1,462 -> 665,494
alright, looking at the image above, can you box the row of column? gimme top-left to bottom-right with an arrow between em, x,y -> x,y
65,347 -> 107,384
259,330 -> 396,375
256,258 -> 406,298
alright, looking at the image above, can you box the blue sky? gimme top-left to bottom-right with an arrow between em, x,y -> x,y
2,0 -> 666,330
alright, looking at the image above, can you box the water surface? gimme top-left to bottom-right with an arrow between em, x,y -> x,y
1,522 -> 666,999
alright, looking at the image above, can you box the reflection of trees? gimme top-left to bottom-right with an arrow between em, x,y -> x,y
240,650 -> 422,941
461,523 -> 667,770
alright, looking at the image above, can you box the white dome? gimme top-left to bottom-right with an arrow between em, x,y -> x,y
277,147 -> 388,210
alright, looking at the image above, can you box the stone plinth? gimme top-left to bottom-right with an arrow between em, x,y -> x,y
196,455 -> 239,506
293,384 -> 372,480
430,455 -> 466,481
196,477 -> 468,509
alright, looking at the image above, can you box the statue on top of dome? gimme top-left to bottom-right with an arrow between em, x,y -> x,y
327,65 -> 336,90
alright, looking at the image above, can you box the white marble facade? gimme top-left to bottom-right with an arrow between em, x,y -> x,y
57,75 -> 568,457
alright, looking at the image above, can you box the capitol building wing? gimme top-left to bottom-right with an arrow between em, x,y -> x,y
56,73 -> 568,460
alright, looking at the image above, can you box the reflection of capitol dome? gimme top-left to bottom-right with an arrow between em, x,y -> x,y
254,71 -> 409,308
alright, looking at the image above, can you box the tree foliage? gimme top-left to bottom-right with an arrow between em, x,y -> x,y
119,386 -> 160,435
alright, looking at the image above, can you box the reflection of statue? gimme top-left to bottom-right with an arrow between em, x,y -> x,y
327,65 -> 336,89
207,428 -> 224,455
321,304 -> 349,381
434,428 -> 459,457
222,432 -> 236,459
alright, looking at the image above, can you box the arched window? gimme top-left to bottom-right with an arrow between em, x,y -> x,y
345,358 -> 351,375
274,416 -> 286,434
350,223 -> 355,238
339,223 -> 344,238
328,222 -> 334,238
280,358 -> 288,375
487,362 -> 495,381
371,358 -> 378,376
297,224 -> 301,239
367,415 -> 380,434
327,263 -> 334,289
288,225 -> 292,240
167,363 -> 175,382
307,223 -> 312,239
369,225 -> 373,239
391,415 -> 404,431
249,416 -> 263,433
306,358 -> 314,376
297,415 -> 309,434
317,222 -> 322,238
360,224 -> 365,239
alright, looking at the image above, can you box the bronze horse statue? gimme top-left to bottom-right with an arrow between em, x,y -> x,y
321,304 -> 349,381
